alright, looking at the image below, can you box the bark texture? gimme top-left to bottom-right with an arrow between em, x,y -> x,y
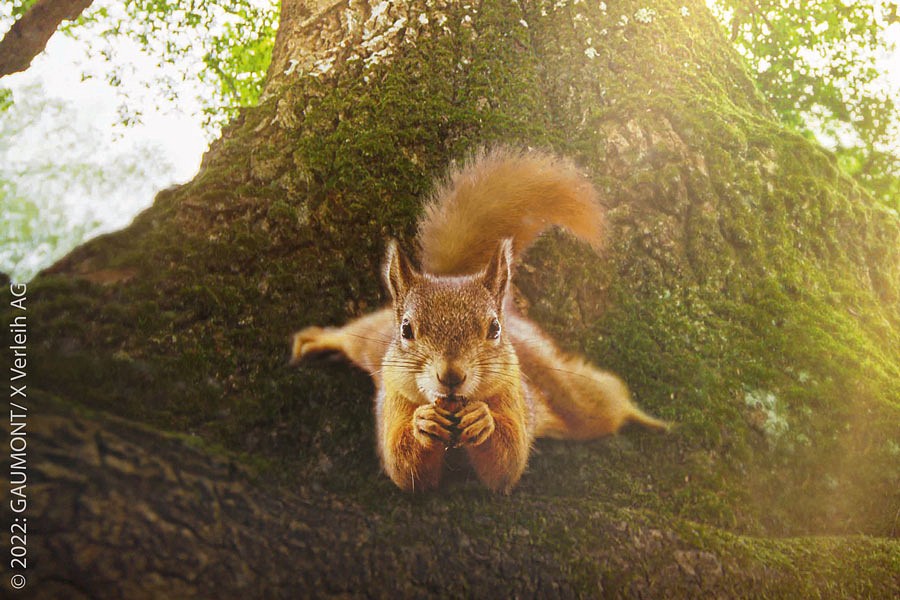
5,390 -> 898,598
5,0 -> 899,596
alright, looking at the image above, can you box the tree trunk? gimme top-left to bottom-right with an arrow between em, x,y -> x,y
6,0 -> 899,596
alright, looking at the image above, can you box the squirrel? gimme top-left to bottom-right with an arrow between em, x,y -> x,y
291,147 -> 668,494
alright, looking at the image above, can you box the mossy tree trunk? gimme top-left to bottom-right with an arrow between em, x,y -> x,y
5,0 -> 899,596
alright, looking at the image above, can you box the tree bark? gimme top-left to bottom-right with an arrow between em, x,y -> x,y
6,390 -> 898,598
8,0 -> 900,596
0,0 -> 94,77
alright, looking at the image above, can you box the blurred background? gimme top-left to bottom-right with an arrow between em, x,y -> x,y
0,0 -> 897,282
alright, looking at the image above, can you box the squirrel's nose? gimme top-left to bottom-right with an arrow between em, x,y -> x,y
437,366 -> 467,389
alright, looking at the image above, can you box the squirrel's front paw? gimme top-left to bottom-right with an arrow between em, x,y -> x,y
413,404 -> 457,447
290,326 -> 330,364
456,401 -> 495,447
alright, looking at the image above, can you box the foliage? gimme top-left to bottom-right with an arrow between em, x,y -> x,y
70,0 -> 278,131
4,0 -> 39,21
709,0 -> 900,209
0,0 -> 278,131
0,87 -> 12,111
0,81 -> 173,281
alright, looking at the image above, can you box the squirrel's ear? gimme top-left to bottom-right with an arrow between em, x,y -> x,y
383,239 -> 416,302
481,238 -> 513,305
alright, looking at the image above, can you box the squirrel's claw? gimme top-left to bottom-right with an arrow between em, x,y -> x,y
290,326 -> 324,364
455,401 -> 495,447
290,326 -> 347,365
413,404 -> 457,447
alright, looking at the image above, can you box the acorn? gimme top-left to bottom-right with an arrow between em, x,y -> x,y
435,394 -> 467,448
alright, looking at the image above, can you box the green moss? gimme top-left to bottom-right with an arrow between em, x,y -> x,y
18,1 -> 900,586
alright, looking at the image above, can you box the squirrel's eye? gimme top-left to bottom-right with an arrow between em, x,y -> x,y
487,317 -> 501,340
400,318 -> 415,340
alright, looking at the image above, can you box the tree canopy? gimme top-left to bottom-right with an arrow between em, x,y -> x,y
0,0 -> 278,129
711,0 -> 900,208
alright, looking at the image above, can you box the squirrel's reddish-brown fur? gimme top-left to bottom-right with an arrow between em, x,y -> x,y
292,148 -> 667,493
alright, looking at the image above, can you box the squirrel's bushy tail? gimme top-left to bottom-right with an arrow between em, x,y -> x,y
417,147 -> 605,276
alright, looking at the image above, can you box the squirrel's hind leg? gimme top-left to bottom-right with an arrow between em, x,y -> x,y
509,315 -> 669,440
530,354 -> 669,439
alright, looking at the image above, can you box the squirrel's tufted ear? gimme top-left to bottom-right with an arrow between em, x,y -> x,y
481,238 -> 512,306
383,239 -> 417,303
